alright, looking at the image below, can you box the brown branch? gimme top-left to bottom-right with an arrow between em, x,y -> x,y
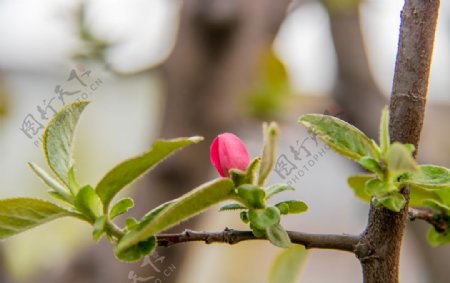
360,1 -> 440,283
157,228 -> 360,253
408,207 -> 448,233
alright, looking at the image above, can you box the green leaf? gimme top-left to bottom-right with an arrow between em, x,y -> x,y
114,236 -> 157,262
250,223 -> 266,238
125,217 -> 138,230
403,144 -> 416,154
74,185 -> 103,222
269,245 -> 308,283
230,158 -> 261,186
249,207 -> 280,230
375,192 -> 406,212
43,100 -> 90,187
379,106 -> 390,155
365,179 -> 396,197
403,165 -> 450,189
68,167 -> 80,195
0,198 -> 73,240
219,203 -> 247,211
28,162 -> 72,202
386,142 -> 418,175
266,184 -> 295,199
93,216 -> 106,241
258,122 -> 280,186
237,184 -> 266,209
427,227 -> 450,247
275,201 -> 308,214
359,157 -> 382,175
266,223 -> 292,248
299,114 -> 379,162
96,136 -> 203,210
240,211 -> 250,223
348,174 -> 373,203
110,198 -> 135,220
410,184 -> 442,207
422,199 -> 450,212
117,178 -> 235,252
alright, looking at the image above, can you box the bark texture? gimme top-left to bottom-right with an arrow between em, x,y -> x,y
359,1 -> 440,282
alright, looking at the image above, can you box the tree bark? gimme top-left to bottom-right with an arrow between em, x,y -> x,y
359,1 -> 440,282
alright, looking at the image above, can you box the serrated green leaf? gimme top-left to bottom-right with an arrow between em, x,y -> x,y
74,185 -> 103,222
387,142 -> 419,175
249,207 -> 280,230
427,227 -> 450,247
359,157 -> 383,175
114,236 -> 156,262
403,165 -> 450,189
117,178 -> 235,252
269,245 -> 308,283
275,201 -> 308,214
96,137 -> 203,210
266,184 -> 295,199
93,216 -> 106,241
379,106 -> 390,155
266,223 -> 292,248
219,203 -> 247,211
347,174 -> 373,203
43,101 -> 90,187
258,122 -> 279,186
28,162 -> 72,202
299,114 -> 379,162
375,192 -> 406,212
110,198 -> 135,220
0,198 -> 73,240
237,184 -> 266,209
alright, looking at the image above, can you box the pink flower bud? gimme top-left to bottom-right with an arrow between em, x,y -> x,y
210,133 -> 250,177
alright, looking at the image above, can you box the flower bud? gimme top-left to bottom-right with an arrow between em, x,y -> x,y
210,133 -> 250,177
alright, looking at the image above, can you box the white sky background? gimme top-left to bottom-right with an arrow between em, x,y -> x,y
0,0 -> 448,100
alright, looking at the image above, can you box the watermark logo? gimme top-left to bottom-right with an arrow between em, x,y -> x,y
274,108 -> 344,185
128,252 -> 177,283
19,64 -> 103,147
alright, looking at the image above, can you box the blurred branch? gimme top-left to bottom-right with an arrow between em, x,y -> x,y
157,228 -> 360,253
409,207 -> 448,233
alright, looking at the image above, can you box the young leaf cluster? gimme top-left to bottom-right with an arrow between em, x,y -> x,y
299,107 -> 450,246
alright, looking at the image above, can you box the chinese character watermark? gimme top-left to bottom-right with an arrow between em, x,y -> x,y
19,64 -> 103,147
128,251 -> 177,283
274,107 -> 344,184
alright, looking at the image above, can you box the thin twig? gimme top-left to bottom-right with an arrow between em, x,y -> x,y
157,228 -> 360,253
408,207 -> 448,233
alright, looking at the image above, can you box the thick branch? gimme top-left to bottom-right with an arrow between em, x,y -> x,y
408,207 -> 448,233
157,228 -> 360,253
360,1 -> 440,283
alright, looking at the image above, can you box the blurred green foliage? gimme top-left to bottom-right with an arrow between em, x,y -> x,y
321,0 -> 360,14
245,50 -> 291,120
0,79 -> 9,120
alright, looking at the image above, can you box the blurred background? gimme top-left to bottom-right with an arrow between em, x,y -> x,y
0,0 -> 449,282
